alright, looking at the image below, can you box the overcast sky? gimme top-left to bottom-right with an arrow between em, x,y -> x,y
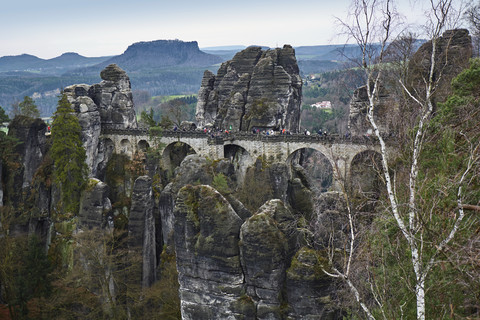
0,0 -> 462,59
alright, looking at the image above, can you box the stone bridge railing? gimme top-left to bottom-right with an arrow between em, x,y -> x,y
101,125 -> 389,145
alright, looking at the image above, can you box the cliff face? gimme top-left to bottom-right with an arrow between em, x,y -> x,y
5,116 -> 47,207
174,186 -> 337,319
64,64 -> 137,176
348,29 -> 472,137
196,45 -> 302,132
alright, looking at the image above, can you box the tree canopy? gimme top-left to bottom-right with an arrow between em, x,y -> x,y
0,106 -> 9,122
14,96 -> 40,118
50,93 -> 88,215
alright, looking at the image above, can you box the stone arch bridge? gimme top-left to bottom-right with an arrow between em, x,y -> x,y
101,126 -> 394,190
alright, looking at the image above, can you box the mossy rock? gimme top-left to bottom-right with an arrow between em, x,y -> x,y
287,247 -> 329,282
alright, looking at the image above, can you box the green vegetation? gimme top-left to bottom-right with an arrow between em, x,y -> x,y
350,58 -> 480,320
0,218 -> 53,320
0,105 -> 9,122
137,94 -> 197,128
50,94 -> 88,215
12,96 -> 40,118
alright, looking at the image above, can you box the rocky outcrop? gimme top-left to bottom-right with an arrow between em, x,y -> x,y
78,178 -> 112,229
196,45 -> 302,132
286,247 -> 338,319
64,84 -> 102,177
348,29 -> 472,137
408,29 -> 472,103
174,185 -> 245,320
4,116 -> 47,210
347,85 -> 396,137
239,199 -> 298,319
64,64 -> 137,176
158,154 -> 236,245
128,176 -> 156,287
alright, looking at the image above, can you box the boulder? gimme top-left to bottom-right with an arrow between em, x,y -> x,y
196,45 -> 302,132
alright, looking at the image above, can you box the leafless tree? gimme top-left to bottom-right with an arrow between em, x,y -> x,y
327,0 -> 477,319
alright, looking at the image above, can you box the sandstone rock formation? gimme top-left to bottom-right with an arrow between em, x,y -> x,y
347,85 -> 396,137
408,29 -> 472,104
78,178 -> 112,229
158,154 -> 236,245
348,29 -> 472,137
4,116 -> 48,213
174,185 -> 245,320
128,176 -> 156,287
196,45 -> 302,132
64,64 -> 137,176
286,247 -> 338,319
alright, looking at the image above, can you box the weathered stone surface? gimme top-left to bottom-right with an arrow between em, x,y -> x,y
347,84 -> 395,137
158,155 -> 213,245
408,29 -> 472,104
158,154 -> 237,245
196,45 -> 302,132
64,64 -> 137,176
269,163 -> 290,203
128,176 -> 156,287
7,116 -> 47,190
286,247 -> 338,319
348,29 -> 472,137
4,116 -> 48,216
63,85 -> 102,176
239,199 -> 297,320
78,178 -> 112,229
92,64 -> 137,128
288,177 -> 314,219
174,184 -> 244,320
313,191 -> 348,250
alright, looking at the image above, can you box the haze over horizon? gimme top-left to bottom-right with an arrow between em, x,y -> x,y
1,0 -> 460,59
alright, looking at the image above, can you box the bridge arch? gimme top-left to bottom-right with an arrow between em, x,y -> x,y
224,143 -> 254,182
120,139 -> 132,156
138,139 -> 150,152
224,144 -> 253,165
287,147 -> 333,192
162,141 -> 197,174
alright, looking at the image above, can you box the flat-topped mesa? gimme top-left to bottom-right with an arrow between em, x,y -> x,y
196,45 -> 302,133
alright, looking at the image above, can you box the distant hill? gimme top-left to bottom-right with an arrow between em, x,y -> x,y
0,54 -> 44,72
69,40 -> 223,76
0,53 -> 111,75
0,40 -> 421,116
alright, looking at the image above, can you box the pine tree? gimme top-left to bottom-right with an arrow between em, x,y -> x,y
50,94 -> 88,215
0,105 -> 9,122
17,96 -> 40,118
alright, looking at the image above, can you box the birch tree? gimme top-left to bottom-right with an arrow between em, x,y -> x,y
331,0 -> 477,319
